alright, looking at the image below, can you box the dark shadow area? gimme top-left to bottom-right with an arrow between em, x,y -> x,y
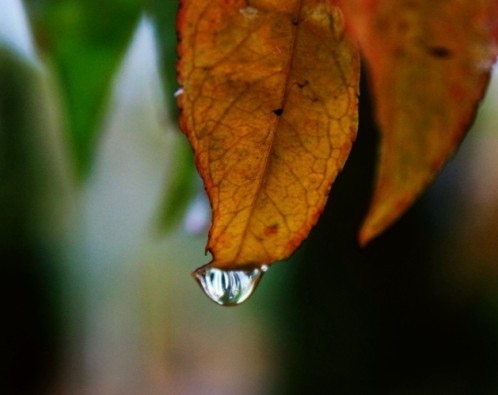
1,51 -> 62,395
2,246 -> 61,395
281,68 -> 498,395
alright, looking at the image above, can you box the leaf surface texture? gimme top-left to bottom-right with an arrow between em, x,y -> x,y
178,0 -> 359,268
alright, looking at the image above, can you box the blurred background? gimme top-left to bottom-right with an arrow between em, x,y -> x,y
2,0 -> 498,394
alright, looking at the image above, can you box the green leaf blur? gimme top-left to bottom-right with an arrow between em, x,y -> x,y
146,0 -> 198,232
27,0 -> 141,177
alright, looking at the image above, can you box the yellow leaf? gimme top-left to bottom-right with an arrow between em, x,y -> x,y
342,0 -> 498,244
177,0 -> 359,269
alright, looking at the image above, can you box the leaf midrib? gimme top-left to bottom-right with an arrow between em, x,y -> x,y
230,0 -> 305,266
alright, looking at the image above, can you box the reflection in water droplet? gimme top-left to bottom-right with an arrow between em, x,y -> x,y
193,264 -> 267,306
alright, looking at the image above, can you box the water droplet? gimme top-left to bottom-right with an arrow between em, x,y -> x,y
193,264 -> 267,306
174,87 -> 184,97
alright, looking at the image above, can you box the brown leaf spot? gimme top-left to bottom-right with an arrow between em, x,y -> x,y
264,224 -> 279,236
296,80 -> 309,88
426,45 -> 453,59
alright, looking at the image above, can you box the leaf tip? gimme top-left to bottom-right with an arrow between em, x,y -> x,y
358,219 -> 381,247
359,190 -> 417,246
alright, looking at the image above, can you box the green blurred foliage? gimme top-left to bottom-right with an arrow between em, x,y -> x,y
26,0 -> 141,177
23,0 -> 196,231
144,0 -> 198,233
142,0 -> 179,106
0,47 -> 66,395
155,136 -> 197,233
0,50 -> 37,244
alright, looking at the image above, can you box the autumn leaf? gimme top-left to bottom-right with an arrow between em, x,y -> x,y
177,0 -> 359,269
342,0 -> 498,244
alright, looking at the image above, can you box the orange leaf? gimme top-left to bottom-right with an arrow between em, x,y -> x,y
342,0 -> 498,245
177,0 -> 359,269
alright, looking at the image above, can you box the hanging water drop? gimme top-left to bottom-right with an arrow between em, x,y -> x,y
193,264 -> 267,306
